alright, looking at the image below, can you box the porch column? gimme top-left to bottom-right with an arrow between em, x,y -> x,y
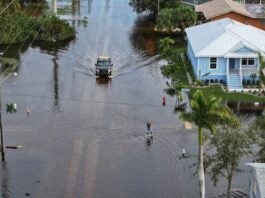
239,57 -> 242,86
226,58 -> 229,84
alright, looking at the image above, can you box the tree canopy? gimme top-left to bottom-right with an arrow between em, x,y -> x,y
157,6 -> 197,33
206,125 -> 251,197
158,37 -> 175,58
129,0 -> 179,16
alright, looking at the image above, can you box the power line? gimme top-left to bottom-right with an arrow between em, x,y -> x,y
0,0 -> 17,15
0,0 -> 42,50
12,12 -> 54,58
2,91 -> 176,107
0,5 -> 42,55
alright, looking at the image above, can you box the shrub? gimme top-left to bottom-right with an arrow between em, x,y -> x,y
0,13 -> 75,44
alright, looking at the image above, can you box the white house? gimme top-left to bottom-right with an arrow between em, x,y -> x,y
245,163 -> 265,198
185,18 -> 265,91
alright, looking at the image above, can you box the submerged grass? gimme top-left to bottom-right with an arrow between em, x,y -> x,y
0,57 -> 19,75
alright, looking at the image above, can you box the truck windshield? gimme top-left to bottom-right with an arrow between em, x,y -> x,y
97,60 -> 110,66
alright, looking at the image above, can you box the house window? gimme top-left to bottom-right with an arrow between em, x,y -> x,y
242,58 -> 255,66
248,58 -> 254,65
242,58 -> 247,65
210,57 -> 217,69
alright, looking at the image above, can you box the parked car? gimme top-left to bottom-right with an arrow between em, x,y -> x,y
95,56 -> 113,76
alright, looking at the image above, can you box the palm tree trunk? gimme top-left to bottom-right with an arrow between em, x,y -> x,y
227,174 -> 232,198
198,144 -> 205,198
198,128 -> 205,198
52,0 -> 57,15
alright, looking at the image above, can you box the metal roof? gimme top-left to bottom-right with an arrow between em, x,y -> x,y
246,163 -> 265,198
185,18 -> 265,57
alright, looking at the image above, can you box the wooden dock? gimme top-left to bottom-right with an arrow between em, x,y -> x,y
213,189 -> 248,198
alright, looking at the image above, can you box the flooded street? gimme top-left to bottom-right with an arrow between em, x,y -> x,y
0,0 -> 249,197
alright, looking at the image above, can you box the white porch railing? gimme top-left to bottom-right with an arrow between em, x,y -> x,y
241,67 -> 258,76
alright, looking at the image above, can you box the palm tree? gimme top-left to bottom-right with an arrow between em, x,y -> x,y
158,37 -> 175,59
258,53 -> 265,93
180,90 -> 234,198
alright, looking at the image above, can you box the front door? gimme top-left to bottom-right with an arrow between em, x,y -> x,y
229,58 -> 236,70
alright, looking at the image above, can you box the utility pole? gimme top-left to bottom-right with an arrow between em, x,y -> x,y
0,95 -> 5,162
52,0 -> 57,15
0,72 -> 17,162
157,0 -> 160,15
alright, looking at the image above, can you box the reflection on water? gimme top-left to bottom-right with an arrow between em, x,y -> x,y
0,163 -> 10,198
72,0 -> 80,17
52,55 -> 60,112
96,77 -> 112,85
105,0 -> 110,12
130,15 -> 185,56
32,39 -> 72,54
88,0 -> 92,13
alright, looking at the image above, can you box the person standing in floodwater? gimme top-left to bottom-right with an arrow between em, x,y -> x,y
162,96 -> 166,106
146,121 -> 151,134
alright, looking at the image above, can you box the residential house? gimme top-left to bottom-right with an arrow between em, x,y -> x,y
185,18 -> 265,91
182,0 -> 246,6
245,163 -> 265,198
195,0 -> 265,31
181,0 -> 209,6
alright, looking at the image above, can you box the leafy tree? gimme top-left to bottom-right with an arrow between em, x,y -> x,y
0,13 -> 75,44
157,6 -> 197,33
158,37 -> 175,58
180,90 -> 236,198
129,0 -> 179,16
206,125 -> 252,197
156,8 -> 174,32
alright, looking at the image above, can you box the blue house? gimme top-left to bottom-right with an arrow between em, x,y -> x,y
185,18 -> 265,91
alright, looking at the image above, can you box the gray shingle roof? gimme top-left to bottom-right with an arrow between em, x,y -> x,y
195,0 -> 254,19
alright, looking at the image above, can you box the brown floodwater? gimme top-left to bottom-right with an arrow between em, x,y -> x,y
0,0 -> 252,197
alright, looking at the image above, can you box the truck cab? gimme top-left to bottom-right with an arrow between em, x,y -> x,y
95,56 -> 113,76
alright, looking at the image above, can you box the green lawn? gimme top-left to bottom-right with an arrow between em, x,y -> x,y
190,85 -> 265,103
